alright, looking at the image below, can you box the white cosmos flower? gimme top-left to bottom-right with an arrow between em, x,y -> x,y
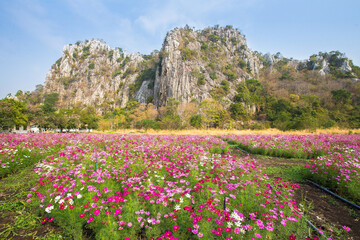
77,194 -> 83,199
174,205 -> 181,211
45,205 -> 54,213
54,196 -> 61,203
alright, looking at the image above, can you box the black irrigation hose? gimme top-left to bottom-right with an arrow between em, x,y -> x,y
268,183 -> 327,239
305,219 -> 327,238
308,180 -> 360,210
236,146 -> 250,154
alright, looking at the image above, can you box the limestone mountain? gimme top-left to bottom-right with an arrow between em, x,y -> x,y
44,25 -> 359,113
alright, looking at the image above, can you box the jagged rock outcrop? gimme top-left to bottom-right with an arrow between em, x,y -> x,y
43,27 -> 359,112
44,39 -> 150,111
154,26 -> 262,107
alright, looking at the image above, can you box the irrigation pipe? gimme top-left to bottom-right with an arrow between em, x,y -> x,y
308,180 -> 360,210
236,146 -> 250,154
268,183 -> 328,239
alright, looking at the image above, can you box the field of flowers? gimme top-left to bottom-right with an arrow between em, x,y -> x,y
0,133 -> 311,239
223,134 -> 360,204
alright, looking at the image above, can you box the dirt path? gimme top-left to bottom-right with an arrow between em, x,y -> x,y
238,151 -> 360,240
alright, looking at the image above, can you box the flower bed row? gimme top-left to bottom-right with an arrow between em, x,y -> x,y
223,134 -> 360,204
223,134 -> 360,159
3,133 -> 309,239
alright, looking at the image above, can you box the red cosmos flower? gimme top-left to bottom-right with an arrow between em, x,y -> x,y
41,218 -> 47,224
289,234 -> 296,240
79,213 -> 85,218
187,227 -> 192,231
69,205 -> 75,209
174,225 -> 179,231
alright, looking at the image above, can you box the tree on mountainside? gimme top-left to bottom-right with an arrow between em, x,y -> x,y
199,99 -> 228,128
42,93 -> 59,113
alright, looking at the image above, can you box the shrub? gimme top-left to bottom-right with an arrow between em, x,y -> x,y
231,37 -> 238,45
209,71 -> 217,80
181,48 -> 196,61
208,34 -> 219,42
201,42 -> 208,51
191,70 -> 205,85
190,114 -> 202,128
88,63 -> 95,69
108,50 -> 114,60
221,80 -> 230,93
238,59 -> 247,69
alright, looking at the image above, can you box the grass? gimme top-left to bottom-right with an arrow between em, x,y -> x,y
264,165 -> 310,182
0,166 -> 67,239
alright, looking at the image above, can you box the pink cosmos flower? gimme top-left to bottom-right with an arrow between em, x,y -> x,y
94,209 -> 100,215
343,226 -> 351,232
87,217 -> 94,223
174,225 -> 179,231
255,233 -> 261,238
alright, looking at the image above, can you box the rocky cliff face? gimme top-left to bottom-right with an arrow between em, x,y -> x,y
43,26 -> 357,112
153,26 -> 262,107
44,26 -> 264,111
44,39 -> 149,111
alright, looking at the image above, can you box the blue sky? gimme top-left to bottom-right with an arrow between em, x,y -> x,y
0,0 -> 359,98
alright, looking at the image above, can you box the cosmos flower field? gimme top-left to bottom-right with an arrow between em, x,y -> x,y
223,134 -> 360,204
1,133 -> 358,239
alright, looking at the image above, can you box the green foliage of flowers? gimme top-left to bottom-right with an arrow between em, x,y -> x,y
0,133 -> 317,239
224,134 -> 360,205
